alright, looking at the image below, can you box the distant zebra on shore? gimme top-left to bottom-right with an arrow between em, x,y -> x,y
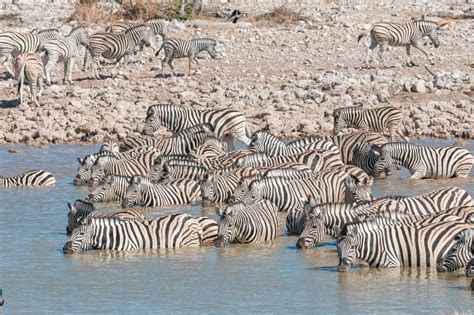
0,170 -> 55,188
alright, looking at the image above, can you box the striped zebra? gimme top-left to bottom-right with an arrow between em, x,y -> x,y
66,199 -> 144,235
142,104 -> 252,146
0,170 -> 55,188
201,168 -> 261,205
63,213 -> 203,253
215,199 -> 279,246
235,149 -> 343,173
372,142 -> 473,179
41,25 -> 89,85
13,53 -> 44,106
293,197 -> 405,247
89,150 -> 159,186
383,187 -> 472,216
122,176 -> 201,208
154,37 -> 217,75
358,20 -> 448,67
86,175 -> 130,203
333,106 -> 407,142
84,25 -> 154,79
249,130 -> 340,156
99,142 -> 121,154
337,220 -> 472,271
0,28 -> 60,76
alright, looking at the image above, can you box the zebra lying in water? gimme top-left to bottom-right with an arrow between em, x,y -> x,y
372,142 -> 473,179
215,199 -> 279,246
0,170 -> 55,188
336,219 -> 472,271
66,199 -> 144,235
63,213 -> 204,253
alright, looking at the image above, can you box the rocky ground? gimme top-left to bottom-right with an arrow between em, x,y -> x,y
0,1 -> 473,145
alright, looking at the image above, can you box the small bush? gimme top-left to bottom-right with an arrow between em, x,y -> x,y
68,1 -> 109,24
121,2 -> 163,21
252,6 -> 306,25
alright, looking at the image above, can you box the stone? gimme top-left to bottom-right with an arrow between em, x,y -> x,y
411,80 -> 427,93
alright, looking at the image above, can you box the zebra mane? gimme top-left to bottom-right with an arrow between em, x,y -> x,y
333,105 -> 363,115
69,25 -> 87,33
340,216 -> 394,237
125,24 -> 150,33
37,28 -> 59,35
382,142 -> 421,150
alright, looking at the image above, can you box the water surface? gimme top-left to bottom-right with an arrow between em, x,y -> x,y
0,139 -> 472,314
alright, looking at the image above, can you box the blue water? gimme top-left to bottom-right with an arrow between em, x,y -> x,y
0,140 -> 473,314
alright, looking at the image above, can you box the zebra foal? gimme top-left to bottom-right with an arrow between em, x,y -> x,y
155,37 -> 217,76
14,53 -> 44,106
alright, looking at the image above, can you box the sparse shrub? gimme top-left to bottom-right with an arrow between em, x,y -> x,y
121,2 -> 163,20
68,1 -> 110,24
252,6 -> 307,25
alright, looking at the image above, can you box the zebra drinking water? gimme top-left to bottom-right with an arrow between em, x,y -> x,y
86,175 -> 131,203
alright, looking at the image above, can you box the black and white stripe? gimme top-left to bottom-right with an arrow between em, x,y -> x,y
86,175 -> 131,203
215,199 -> 279,246
333,106 -> 407,142
42,25 -> 89,85
121,176 -> 200,208
372,142 -> 473,179
63,213 -> 203,253
358,20 -> 443,67
0,169 -> 55,188
155,37 -> 217,75
142,104 -> 252,145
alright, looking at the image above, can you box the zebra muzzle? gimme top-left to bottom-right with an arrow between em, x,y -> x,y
63,241 -> 74,254
214,236 -> 226,247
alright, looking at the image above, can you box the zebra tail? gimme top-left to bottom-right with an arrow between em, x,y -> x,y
154,44 -> 164,57
357,32 -> 367,43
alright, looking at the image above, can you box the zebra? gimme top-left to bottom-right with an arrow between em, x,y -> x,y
248,130 -> 340,156
13,53 -> 44,106
215,199 -> 279,246
142,104 -> 252,145
337,220 -> 472,271
122,176 -> 201,208
0,170 -> 55,188
41,25 -> 89,85
358,20 -> 449,67
382,187 -> 473,216
66,199 -> 144,235
89,150 -> 159,186
372,142 -> 473,179
86,175 -> 130,203
293,197 -> 406,247
333,106 -> 408,142
201,168 -> 261,205
84,24 -> 154,79
99,142 -> 121,154
63,213 -> 203,253
154,37 -> 217,75
0,28 -> 60,76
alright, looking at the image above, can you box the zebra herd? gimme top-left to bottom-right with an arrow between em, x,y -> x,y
0,17 -> 218,105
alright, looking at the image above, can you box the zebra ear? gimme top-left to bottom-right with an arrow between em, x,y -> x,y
345,176 -> 356,189
154,156 -> 162,165
371,144 -> 382,155
77,157 -> 83,164
365,176 -> 374,186
132,176 -> 142,185
216,207 -> 225,217
67,202 -> 74,212
456,229 -> 472,244
334,225 -> 342,238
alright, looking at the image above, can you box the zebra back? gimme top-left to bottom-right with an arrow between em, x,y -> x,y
0,169 -> 55,187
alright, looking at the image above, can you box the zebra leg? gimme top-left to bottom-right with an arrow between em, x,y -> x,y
412,42 -> 434,65
62,60 -> 68,85
188,57 -> 192,75
378,43 -> 389,68
409,165 -> 426,179
405,45 -> 415,67
44,54 -> 58,86
365,39 -> 377,67
168,56 -> 176,76
37,75 -> 43,98
1,54 -> 15,77
30,80 -> 39,106
68,57 -> 75,84
396,126 -> 409,142
92,57 -> 101,80
161,57 -> 167,77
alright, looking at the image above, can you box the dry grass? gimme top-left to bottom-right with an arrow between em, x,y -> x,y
121,2 -> 163,21
68,1 -> 111,24
251,6 -> 307,26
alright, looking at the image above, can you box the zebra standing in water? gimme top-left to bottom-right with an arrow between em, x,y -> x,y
41,25 -> 89,85
215,199 -> 279,246
63,213 -> 203,253
358,20 -> 449,67
155,37 -> 217,75
66,199 -> 144,235
84,25 -> 153,79
0,28 -> 60,76
372,143 -> 473,179
337,220 -> 472,271
0,170 -> 55,187
333,106 -> 408,142
14,53 -> 44,106
142,104 -> 252,146
86,175 -> 131,203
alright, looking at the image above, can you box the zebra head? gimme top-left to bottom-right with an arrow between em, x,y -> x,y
63,217 -> 93,254
215,205 -> 239,246
372,145 -> 394,178
337,225 -> 359,272
228,178 -> 252,204
240,182 -> 264,206
142,105 -> 160,136
71,25 -> 90,48
296,195 -> 326,249
87,175 -> 116,203
201,173 -> 217,206
67,199 -> 96,235
139,25 -> 154,49
74,155 -> 96,186
122,176 -> 147,208
437,229 -> 473,272
202,39 -> 217,59
416,21 -> 440,48
332,109 -> 344,136
99,141 -> 121,154
344,175 -> 374,204
248,131 -> 282,156
89,158 -> 107,186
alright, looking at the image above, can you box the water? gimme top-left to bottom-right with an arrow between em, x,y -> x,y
0,140 -> 473,314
